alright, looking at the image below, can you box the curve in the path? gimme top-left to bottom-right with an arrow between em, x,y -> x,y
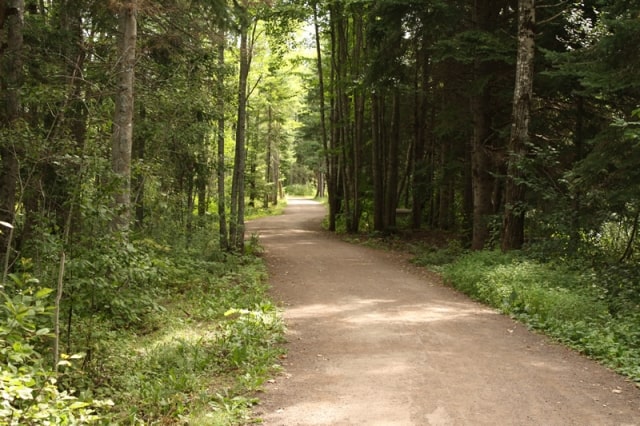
247,198 -> 640,426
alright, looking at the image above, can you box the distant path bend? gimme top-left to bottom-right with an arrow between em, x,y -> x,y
247,198 -> 640,426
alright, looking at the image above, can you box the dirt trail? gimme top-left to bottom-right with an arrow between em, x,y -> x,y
247,199 -> 640,426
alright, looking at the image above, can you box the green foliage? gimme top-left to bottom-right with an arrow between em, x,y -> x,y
434,29 -> 516,65
0,273 -> 112,424
443,251 -> 606,320
220,304 -> 284,370
65,237 -> 166,327
595,262 -> 640,315
0,366 -> 112,425
1,273 -> 53,358
285,183 -> 316,197
411,240 -> 466,270
569,114 -> 640,220
81,245 -> 284,425
442,250 -> 640,382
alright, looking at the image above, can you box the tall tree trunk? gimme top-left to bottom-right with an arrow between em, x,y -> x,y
133,106 -> 145,230
372,92 -> 386,231
264,105 -> 273,208
0,0 -> 24,268
462,140 -> 474,242
470,0 -> 500,250
329,3 -> 348,230
333,3 -> 354,232
314,2 -> 337,230
411,45 -> 429,230
273,148 -> 281,203
111,0 -> 137,232
438,139 -> 455,230
316,171 -> 324,198
216,38 -> 228,250
230,8 -> 250,251
501,0 -> 535,251
384,89 -> 401,230
350,8 -> 365,233
471,92 -> 494,250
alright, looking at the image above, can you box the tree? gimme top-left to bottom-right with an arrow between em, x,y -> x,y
312,0 -> 340,228
469,0 -> 511,249
367,1 -> 408,233
230,0 -> 256,251
216,36 -> 229,250
501,0 -> 535,251
312,2 -> 330,200
111,0 -> 137,232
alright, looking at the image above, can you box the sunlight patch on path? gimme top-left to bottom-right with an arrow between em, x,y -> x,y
285,298 -> 496,325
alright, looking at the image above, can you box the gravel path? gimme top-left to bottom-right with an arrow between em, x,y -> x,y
247,198 -> 640,426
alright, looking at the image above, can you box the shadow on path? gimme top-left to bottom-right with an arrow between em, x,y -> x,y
247,198 -> 640,426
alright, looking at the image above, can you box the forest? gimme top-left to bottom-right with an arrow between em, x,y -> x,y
1,0 -> 639,423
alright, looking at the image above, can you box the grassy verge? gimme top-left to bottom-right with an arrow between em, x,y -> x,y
0,244 -> 285,425
414,248 -> 640,384
245,199 -> 287,221
86,249 -> 285,424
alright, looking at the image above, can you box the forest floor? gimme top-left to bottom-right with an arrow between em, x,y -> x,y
246,198 -> 640,426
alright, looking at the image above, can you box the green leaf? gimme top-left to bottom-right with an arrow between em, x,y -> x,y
35,288 -> 53,299
16,386 -> 34,400
69,401 -> 90,410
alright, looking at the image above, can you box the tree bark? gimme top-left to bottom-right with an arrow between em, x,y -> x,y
501,0 -> 535,251
333,4 -> 355,232
384,89 -> 401,231
470,0 -> 502,250
411,44 -> 430,230
314,2 -> 337,230
265,105 -> 273,207
350,8 -> 365,233
0,0 -> 24,268
471,95 -> 494,249
230,6 -> 251,251
216,38 -> 228,250
111,0 -> 137,232
133,106 -> 145,230
372,92 -> 386,232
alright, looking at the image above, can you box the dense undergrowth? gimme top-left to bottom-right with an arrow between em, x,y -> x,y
412,244 -> 640,384
1,234 -> 285,425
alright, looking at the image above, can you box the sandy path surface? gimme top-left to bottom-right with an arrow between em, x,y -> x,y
246,198 -> 640,425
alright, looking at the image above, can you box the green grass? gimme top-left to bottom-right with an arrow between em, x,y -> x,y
441,250 -> 640,383
80,250 -> 285,424
245,199 -> 287,221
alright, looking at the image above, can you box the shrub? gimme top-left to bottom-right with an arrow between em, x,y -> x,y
0,272 -> 112,424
